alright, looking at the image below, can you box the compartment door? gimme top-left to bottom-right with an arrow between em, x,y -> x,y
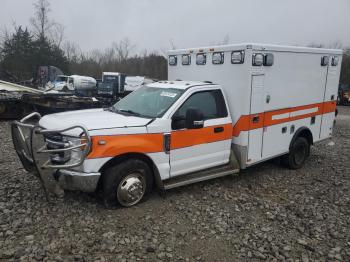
247,74 -> 265,163
320,64 -> 338,140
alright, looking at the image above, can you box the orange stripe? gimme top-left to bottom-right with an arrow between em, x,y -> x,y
322,100 -> 337,114
171,123 -> 232,150
87,124 -> 232,158
87,101 -> 336,158
232,101 -> 336,137
87,133 -> 164,159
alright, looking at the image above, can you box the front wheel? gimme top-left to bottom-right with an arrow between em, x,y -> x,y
102,159 -> 153,207
282,137 -> 310,169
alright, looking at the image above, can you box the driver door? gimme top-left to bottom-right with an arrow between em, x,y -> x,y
169,89 -> 232,177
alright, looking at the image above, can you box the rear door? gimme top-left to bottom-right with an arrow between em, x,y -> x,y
169,89 -> 232,177
247,74 -> 265,163
320,59 -> 339,139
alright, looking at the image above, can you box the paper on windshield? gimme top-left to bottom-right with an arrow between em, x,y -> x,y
160,91 -> 177,98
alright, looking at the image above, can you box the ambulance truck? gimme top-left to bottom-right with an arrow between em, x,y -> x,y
12,44 -> 342,207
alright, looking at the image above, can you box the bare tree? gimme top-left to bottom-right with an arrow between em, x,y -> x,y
30,0 -> 53,39
221,34 -> 230,45
112,38 -> 135,62
327,41 -> 342,49
50,23 -> 65,48
169,38 -> 177,50
63,41 -> 82,62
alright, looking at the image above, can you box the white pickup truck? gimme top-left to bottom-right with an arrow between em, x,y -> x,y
12,43 -> 341,207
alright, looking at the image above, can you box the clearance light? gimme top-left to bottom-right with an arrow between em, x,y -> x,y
212,52 -> 224,64
332,56 -> 339,66
264,53 -> 274,66
196,53 -> 206,65
182,54 -> 191,65
168,55 -> 177,66
231,51 -> 245,64
98,140 -> 106,145
321,56 -> 329,66
252,53 -> 264,66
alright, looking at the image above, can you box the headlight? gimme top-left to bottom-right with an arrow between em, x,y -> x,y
45,134 -> 71,164
44,134 -> 88,165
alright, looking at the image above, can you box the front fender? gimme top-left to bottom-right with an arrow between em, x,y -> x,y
87,133 -> 164,159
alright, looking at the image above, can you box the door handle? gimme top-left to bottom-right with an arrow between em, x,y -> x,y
214,127 -> 224,133
252,115 -> 260,123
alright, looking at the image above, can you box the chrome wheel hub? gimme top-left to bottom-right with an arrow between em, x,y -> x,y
117,173 -> 146,207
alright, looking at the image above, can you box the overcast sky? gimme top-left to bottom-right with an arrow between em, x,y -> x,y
1,0 -> 349,54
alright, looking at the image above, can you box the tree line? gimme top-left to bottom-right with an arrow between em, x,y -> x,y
0,0 -> 349,85
0,0 -> 167,83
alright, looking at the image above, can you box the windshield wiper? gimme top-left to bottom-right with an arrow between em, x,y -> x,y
104,106 -> 116,112
118,109 -> 142,117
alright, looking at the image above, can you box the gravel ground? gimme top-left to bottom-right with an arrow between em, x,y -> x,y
0,107 -> 349,261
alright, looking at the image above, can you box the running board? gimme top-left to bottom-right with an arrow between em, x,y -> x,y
163,165 -> 239,190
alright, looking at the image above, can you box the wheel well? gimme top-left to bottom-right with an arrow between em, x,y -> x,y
97,153 -> 162,191
290,127 -> 313,149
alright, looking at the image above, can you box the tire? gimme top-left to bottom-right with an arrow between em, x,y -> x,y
62,86 -> 69,92
102,159 -> 153,208
282,137 -> 310,170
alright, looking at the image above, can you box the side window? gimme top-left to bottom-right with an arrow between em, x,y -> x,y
173,90 -> 227,129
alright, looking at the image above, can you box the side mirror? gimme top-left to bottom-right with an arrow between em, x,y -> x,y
185,107 -> 204,129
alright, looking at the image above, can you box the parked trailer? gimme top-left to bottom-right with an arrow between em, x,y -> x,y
0,80 -> 103,119
0,80 -> 43,119
11,43 -> 341,207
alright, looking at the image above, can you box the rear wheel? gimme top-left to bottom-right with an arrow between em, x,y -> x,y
282,137 -> 310,169
102,159 -> 153,207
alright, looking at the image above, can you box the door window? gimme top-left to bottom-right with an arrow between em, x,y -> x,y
173,89 -> 227,129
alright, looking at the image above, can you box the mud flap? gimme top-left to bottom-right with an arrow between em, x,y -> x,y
30,126 -> 65,199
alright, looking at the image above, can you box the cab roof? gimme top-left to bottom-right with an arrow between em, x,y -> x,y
147,80 -> 216,90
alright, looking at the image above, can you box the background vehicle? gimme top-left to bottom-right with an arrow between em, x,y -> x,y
338,84 -> 350,105
124,76 -> 154,92
12,43 -> 342,208
37,66 -> 64,89
97,72 -> 154,98
46,75 -> 97,95
97,72 -> 126,98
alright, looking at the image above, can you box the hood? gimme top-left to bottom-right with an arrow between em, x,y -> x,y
39,108 -> 152,131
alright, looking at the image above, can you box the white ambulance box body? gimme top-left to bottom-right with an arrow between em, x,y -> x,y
168,44 -> 342,167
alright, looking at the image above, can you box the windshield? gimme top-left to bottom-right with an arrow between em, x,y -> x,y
104,75 -> 119,83
113,86 -> 184,118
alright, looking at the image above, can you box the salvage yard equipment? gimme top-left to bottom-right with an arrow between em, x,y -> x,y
12,43 -> 341,207
0,80 -> 43,119
0,79 -> 103,119
45,74 -> 97,95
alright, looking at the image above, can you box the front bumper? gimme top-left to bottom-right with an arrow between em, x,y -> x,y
11,112 -> 97,198
57,170 -> 100,192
